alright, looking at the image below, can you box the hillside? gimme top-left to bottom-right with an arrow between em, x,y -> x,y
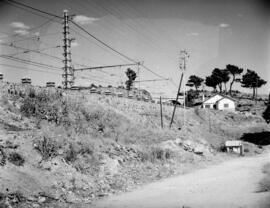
0,82 -> 269,208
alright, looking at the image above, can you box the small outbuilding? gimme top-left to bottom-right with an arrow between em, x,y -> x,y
225,140 -> 243,155
202,94 -> 235,111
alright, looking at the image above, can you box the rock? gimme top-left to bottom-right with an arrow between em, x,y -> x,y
97,193 -> 109,198
194,146 -> 204,155
182,140 -> 194,152
27,196 -> 38,202
100,155 -> 119,176
175,138 -> 182,145
65,192 -> 79,203
38,197 -> 46,203
32,203 -> 40,208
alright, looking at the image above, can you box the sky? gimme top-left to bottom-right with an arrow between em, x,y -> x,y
0,0 -> 269,98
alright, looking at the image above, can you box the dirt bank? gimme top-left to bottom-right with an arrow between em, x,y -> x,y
93,152 -> 270,208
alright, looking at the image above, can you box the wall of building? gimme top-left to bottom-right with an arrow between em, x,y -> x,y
217,98 -> 235,110
202,94 -> 223,109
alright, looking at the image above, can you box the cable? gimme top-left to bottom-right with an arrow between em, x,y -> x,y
4,0 -> 169,85
0,56 -> 61,70
0,63 -> 61,75
70,20 -> 137,64
0,43 -> 62,63
4,32 -> 62,45
5,0 -> 62,20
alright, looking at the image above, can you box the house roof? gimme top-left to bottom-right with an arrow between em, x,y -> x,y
203,93 -> 235,104
216,97 -> 235,103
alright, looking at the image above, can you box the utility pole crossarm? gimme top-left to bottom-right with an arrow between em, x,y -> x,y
74,63 -> 140,72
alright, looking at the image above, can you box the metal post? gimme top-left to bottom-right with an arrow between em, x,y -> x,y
160,96 -> 163,128
62,10 -> 74,89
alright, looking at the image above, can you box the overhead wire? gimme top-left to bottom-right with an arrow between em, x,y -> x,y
3,0 -> 170,91
0,42 -> 62,62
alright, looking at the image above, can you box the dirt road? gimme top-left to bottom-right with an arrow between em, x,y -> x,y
93,152 -> 270,208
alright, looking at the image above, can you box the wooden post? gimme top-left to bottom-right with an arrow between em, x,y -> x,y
169,50 -> 189,128
169,72 -> 184,128
160,96 -> 163,128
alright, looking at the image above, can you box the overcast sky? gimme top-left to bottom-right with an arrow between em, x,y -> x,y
0,0 -> 269,97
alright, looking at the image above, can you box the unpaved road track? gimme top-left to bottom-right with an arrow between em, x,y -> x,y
93,153 -> 270,208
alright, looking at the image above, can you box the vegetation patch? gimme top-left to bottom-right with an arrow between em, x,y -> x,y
7,152 -> 25,166
240,131 -> 270,145
34,136 -> 59,161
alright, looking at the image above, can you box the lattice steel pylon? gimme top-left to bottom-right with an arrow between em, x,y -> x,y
62,10 -> 74,89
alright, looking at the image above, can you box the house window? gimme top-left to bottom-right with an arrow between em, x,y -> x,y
224,103 -> 229,108
205,104 -> 211,108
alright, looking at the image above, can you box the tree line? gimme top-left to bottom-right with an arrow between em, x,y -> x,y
186,64 -> 267,99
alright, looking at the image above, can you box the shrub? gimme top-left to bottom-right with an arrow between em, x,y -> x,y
34,136 -> 59,160
138,147 -> 174,162
8,152 -> 25,166
64,143 -> 78,163
20,90 -> 64,124
217,144 -> 227,152
0,192 -> 5,202
262,105 -> 270,123
151,147 -> 174,161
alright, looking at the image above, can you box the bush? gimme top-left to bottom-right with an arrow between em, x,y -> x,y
138,147 -> 174,162
8,152 -> 25,166
262,105 -> 270,123
34,136 -> 59,160
20,90 -> 64,124
64,143 -> 78,163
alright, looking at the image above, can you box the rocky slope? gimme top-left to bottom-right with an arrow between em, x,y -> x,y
0,83 -> 269,208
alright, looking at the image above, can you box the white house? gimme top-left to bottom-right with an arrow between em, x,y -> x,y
202,94 -> 235,110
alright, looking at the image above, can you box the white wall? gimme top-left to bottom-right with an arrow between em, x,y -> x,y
202,94 -> 223,109
217,98 -> 235,110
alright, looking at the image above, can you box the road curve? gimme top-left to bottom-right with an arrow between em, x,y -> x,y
93,152 -> 270,208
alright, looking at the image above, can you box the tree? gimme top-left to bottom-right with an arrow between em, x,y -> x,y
125,68 -> 137,91
211,68 -> 230,93
263,104 -> 270,123
186,75 -> 204,92
211,68 -> 223,92
205,75 -> 219,91
226,64 -> 243,95
241,69 -> 267,99
220,69 -> 230,92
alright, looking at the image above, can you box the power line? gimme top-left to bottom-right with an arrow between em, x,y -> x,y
0,43 -> 62,61
0,63 -> 62,75
4,32 -> 62,45
4,0 -> 169,85
0,55 -> 61,70
5,0 -> 62,20
134,78 -> 170,83
70,20 -> 137,64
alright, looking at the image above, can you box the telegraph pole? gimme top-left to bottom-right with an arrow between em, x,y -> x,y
160,96 -> 164,128
62,10 -> 74,89
169,50 -> 189,128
